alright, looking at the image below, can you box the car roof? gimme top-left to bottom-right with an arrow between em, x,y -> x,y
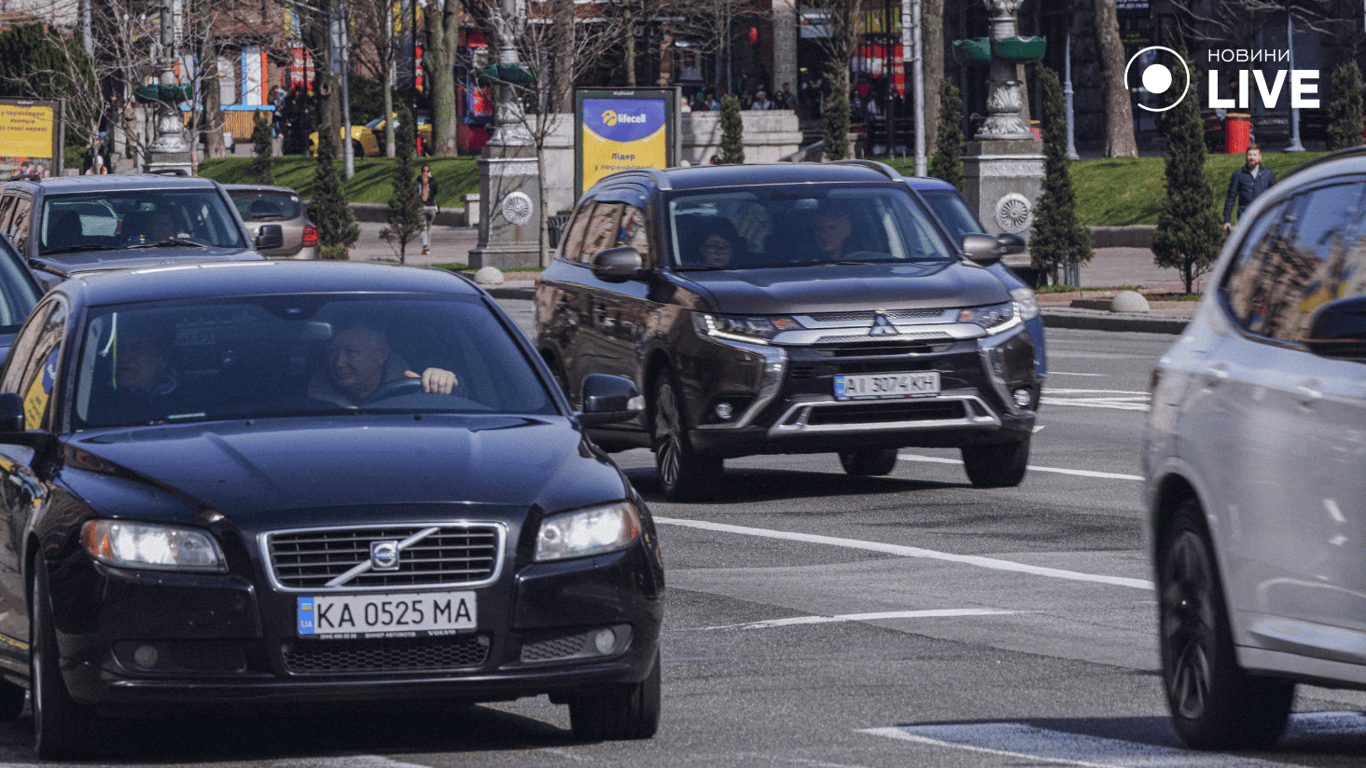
597,161 -> 907,193
904,176 -> 957,192
4,173 -> 221,195
57,261 -> 481,307
220,184 -> 302,195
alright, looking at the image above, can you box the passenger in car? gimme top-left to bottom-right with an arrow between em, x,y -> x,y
90,328 -> 190,424
811,202 -> 854,261
308,321 -> 458,407
695,219 -> 744,268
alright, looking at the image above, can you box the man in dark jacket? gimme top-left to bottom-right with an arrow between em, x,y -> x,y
1223,144 -> 1274,233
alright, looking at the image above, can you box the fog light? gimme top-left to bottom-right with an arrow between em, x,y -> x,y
1013,388 -> 1032,408
133,644 -> 159,669
592,628 -> 617,655
715,402 -> 734,420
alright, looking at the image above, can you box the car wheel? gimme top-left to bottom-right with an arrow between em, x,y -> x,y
652,376 -> 722,501
961,437 -> 1029,488
32,558 -> 97,759
838,447 -> 899,476
568,650 -> 660,741
1159,498 -> 1294,749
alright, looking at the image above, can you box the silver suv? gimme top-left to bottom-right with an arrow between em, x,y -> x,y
1144,147 -> 1366,749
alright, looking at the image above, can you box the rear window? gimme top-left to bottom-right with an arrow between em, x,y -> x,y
228,190 -> 303,222
41,189 -> 245,253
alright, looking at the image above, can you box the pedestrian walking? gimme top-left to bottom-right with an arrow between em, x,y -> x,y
419,164 -> 440,256
1223,144 -> 1274,233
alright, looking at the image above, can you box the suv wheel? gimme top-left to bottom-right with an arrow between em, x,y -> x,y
653,376 -> 722,500
961,437 -> 1029,488
568,650 -> 661,741
1159,498 -> 1294,749
838,448 -> 899,476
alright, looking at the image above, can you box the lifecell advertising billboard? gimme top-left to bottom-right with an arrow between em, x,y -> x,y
575,88 -> 678,199
0,99 -> 63,178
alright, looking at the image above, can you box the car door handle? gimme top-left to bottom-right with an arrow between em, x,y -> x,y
1201,363 -> 1229,388
1297,379 -> 1322,408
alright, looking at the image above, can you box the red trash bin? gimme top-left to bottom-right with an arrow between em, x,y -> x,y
1224,113 -> 1251,154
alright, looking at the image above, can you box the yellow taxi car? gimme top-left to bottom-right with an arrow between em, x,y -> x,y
309,112 -> 433,157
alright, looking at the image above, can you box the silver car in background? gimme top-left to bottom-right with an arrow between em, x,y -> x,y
223,184 -> 320,260
1144,147 -> 1366,750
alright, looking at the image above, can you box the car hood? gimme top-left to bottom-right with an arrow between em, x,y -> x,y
36,249 -> 265,277
62,414 -> 629,522
677,260 -> 1010,315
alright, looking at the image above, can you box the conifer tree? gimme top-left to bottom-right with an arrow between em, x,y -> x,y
719,95 -> 745,164
822,61 -> 851,160
928,80 -> 964,191
1029,67 -> 1092,285
379,105 -> 425,265
1327,61 -> 1364,151
251,110 -> 274,185
1151,66 -> 1222,294
308,127 -> 358,259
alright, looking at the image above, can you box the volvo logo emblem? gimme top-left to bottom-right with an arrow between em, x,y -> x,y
370,541 -> 401,571
869,313 -> 898,336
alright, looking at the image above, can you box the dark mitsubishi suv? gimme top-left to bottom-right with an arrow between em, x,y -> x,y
535,161 -> 1041,500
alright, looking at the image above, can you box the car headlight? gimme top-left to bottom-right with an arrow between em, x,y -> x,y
81,520 -> 227,572
693,312 -> 801,345
535,502 -> 641,562
1009,287 -> 1040,321
958,301 -> 1020,334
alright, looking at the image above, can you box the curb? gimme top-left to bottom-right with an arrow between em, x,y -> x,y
1041,308 -> 1189,335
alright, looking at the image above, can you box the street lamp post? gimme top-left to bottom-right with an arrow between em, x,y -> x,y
145,0 -> 193,174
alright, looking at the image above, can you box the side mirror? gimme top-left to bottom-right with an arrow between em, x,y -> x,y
962,234 -> 1002,266
590,246 -> 643,282
577,374 -> 644,426
1305,295 -> 1366,358
255,224 -> 284,250
0,392 -> 24,433
995,232 -> 1026,255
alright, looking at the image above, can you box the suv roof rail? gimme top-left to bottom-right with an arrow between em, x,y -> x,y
1281,145 -> 1366,182
147,168 -> 192,177
828,159 -> 903,180
6,173 -> 41,183
603,166 -> 672,190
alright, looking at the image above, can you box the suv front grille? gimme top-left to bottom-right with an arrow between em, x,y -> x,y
283,635 -> 490,674
805,400 -> 966,425
266,525 -> 502,590
806,309 -> 946,322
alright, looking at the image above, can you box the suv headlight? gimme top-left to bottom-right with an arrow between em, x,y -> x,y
693,312 -> 801,345
81,520 -> 227,572
958,301 -> 1020,334
535,502 -> 641,562
1009,287 -> 1040,321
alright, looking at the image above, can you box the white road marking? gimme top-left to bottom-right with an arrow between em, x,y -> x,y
897,454 -> 1143,482
1048,371 -> 1109,377
1042,387 -> 1152,412
687,608 -> 1021,632
654,518 -> 1153,591
862,712 -> 1366,766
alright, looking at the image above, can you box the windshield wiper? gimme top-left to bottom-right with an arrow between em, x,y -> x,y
41,244 -> 119,255
127,239 -> 209,249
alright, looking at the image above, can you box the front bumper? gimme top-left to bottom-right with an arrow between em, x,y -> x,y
48,544 -> 664,710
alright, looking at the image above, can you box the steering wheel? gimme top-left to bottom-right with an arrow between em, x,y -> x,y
365,377 -> 426,402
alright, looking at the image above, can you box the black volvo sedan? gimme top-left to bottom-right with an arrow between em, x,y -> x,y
0,261 -> 663,758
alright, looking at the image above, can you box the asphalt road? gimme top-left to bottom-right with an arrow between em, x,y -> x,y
2,321 -> 1364,766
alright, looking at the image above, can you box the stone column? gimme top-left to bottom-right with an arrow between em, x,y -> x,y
770,0 -> 798,105
962,0 -> 1043,245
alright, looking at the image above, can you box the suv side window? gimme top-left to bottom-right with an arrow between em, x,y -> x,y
1226,182 -> 1366,343
0,193 -> 16,233
6,194 -> 31,254
579,202 -> 624,264
1223,199 -> 1287,329
558,201 -> 594,263
1,298 -> 66,430
619,204 -> 650,267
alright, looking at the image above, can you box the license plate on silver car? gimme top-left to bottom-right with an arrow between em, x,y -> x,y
297,591 -> 476,638
834,372 -> 941,400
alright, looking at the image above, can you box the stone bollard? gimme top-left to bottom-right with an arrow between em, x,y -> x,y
1110,290 -> 1150,313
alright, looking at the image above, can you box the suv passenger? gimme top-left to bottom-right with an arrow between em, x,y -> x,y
535,161 -> 1042,500
0,174 -> 280,286
1145,146 -> 1366,749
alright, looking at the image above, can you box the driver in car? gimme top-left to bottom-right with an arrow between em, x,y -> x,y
309,321 -> 457,407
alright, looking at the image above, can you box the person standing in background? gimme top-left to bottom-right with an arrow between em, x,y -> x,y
419,165 -> 440,256
1223,145 -> 1274,234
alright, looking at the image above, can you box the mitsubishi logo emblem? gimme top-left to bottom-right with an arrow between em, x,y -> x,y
869,313 -> 898,336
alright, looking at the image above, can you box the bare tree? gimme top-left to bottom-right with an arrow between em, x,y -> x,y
1092,0 -> 1136,157
350,0 -> 404,155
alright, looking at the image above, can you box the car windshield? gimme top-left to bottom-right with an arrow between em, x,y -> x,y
229,190 -> 302,221
40,190 -> 245,254
365,117 -> 385,129
72,294 -> 556,429
917,188 -> 987,243
665,184 -> 953,269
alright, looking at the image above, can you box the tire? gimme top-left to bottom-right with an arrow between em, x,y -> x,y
961,437 -> 1030,488
838,447 -> 899,476
1158,498 -> 1294,749
568,650 -> 660,741
652,376 -> 722,501
31,558 -> 98,760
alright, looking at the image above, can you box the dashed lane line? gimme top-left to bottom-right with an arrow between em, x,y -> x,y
682,608 -> 1022,633
897,453 -> 1143,482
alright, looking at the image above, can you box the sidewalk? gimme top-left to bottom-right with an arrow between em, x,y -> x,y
348,218 -> 1198,333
